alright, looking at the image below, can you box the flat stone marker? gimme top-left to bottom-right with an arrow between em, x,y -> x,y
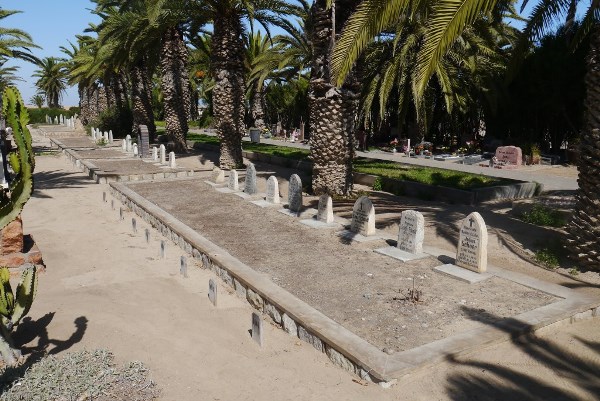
228,170 -> 239,191
159,145 -> 166,164
266,176 -> 280,204
180,256 -> 188,278
145,228 -> 150,244
169,152 -> 176,168
251,312 -> 263,347
495,146 -> 522,166
131,217 -> 137,233
152,147 -> 158,161
244,163 -> 257,195
397,210 -> 424,254
434,263 -> 493,284
317,195 -> 334,223
287,174 -> 302,212
160,240 -> 166,259
350,196 -> 375,236
455,212 -> 488,273
211,167 -> 225,184
208,278 -> 217,306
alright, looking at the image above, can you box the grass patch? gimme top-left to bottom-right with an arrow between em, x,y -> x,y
519,205 -> 566,227
535,248 -> 560,268
353,158 -> 510,190
188,133 -> 310,160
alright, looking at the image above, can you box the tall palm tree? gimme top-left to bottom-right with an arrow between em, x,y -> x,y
0,8 -> 39,65
32,57 -> 68,108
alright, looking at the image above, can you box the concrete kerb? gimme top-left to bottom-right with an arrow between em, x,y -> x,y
109,180 -> 600,385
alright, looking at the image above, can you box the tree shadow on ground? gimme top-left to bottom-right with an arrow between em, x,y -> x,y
32,170 -> 90,196
445,306 -> 600,401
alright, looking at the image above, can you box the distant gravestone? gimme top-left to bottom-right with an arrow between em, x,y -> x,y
350,196 -> 375,236
288,174 -> 302,212
251,312 -> 263,347
211,167 -> 225,183
266,176 -> 280,204
138,125 -> 150,158
228,170 -> 239,191
180,256 -> 188,278
131,217 -> 137,233
317,195 -> 334,223
126,135 -> 132,152
208,278 -> 217,306
159,145 -> 166,164
102,191 -> 106,203
108,130 -> 113,143
152,147 -> 158,161
91,126 -> 96,139
133,144 -> 139,156
145,228 -> 150,244
103,131 -> 109,142
121,138 -> 127,151
495,146 -> 522,166
111,199 -> 114,210
160,240 -> 166,259
244,163 -> 257,195
168,152 -> 176,168
397,210 -> 424,254
119,207 -> 124,220
455,212 -> 488,273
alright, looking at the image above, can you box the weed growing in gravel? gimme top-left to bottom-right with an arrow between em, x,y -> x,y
520,205 -> 566,227
535,248 -> 560,268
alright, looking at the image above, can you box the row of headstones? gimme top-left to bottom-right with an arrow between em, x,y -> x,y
91,127 -> 113,143
46,114 -> 76,127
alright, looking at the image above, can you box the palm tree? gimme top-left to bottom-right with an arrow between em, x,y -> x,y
0,58 -> 23,92
33,57 -> 68,108
0,8 -> 39,65
30,94 -> 45,108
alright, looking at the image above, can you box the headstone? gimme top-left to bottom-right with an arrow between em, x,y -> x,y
251,312 -> 263,347
266,176 -> 280,204
317,195 -> 334,223
102,191 -> 106,202
211,167 -> 225,184
397,210 -> 424,254
180,256 -> 188,278
495,146 -> 522,166
208,278 -> 217,306
108,130 -> 113,143
152,147 -> 158,161
133,144 -> 138,156
455,212 -> 488,273
122,138 -> 127,151
244,163 -> 257,195
228,170 -> 239,191
159,145 -> 166,164
145,228 -> 150,244
160,240 -> 166,259
90,126 -> 96,139
169,152 -> 176,168
111,199 -> 114,210
287,174 -> 302,212
126,135 -> 132,152
350,196 -> 375,236
138,125 -> 150,157
53,117 -> 58,125
103,131 -> 109,142
119,207 -> 124,220
131,217 -> 137,233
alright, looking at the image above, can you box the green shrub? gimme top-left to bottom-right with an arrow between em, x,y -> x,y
519,205 -> 566,227
26,107 -> 76,124
535,248 -> 560,268
372,177 -> 383,191
91,106 -> 133,139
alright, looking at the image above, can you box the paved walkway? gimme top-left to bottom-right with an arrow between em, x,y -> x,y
190,129 -> 578,192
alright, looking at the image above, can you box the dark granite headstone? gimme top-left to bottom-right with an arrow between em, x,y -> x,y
138,125 -> 150,158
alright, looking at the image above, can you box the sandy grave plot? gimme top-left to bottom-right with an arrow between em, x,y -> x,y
89,159 -> 185,175
55,137 -> 99,148
125,178 -> 557,353
73,148 -> 129,159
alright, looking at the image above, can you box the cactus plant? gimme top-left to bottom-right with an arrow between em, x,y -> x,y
0,265 -> 38,365
0,86 -> 35,230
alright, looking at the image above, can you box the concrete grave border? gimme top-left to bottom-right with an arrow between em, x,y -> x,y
109,180 -> 600,386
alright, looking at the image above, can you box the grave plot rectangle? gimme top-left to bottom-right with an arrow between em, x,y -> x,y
208,278 -> 217,306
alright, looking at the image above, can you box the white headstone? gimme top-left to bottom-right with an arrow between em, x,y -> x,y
244,163 -> 257,195
317,195 -> 334,223
126,135 -> 132,152
159,145 -> 166,164
455,212 -> 488,273
122,138 -> 127,151
133,144 -> 138,156
397,210 -> 425,254
108,130 -> 113,143
228,170 -> 239,191
103,131 -> 109,142
152,147 -> 158,161
211,167 -> 225,183
208,278 -> 217,306
53,116 -> 58,124
160,240 -> 166,259
169,152 -> 176,168
251,312 -> 263,347
350,196 -> 375,236
91,127 -> 96,139
288,174 -> 302,212
266,176 -> 280,204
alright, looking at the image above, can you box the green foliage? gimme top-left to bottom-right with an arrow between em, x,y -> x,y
26,107 -> 76,124
519,205 -> 566,227
91,106 -> 133,139
372,176 -> 383,191
1,87 -> 34,230
535,248 -> 560,269
264,78 -> 309,131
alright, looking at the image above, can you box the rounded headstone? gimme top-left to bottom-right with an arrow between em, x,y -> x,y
244,163 -> 257,195
317,195 -> 334,223
228,170 -> 239,191
288,174 -> 302,212
266,176 -> 280,204
455,212 -> 488,273
350,196 -> 375,236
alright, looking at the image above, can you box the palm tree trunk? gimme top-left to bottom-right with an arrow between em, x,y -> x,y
131,59 -> 157,142
250,83 -> 266,130
160,26 -> 190,153
309,0 -> 359,196
567,24 -> 600,270
212,11 -> 245,169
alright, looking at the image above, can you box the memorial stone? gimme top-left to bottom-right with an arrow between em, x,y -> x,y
228,170 -> 239,191
244,163 -> 257,195
138,125 -> 149,157
133,144 -> 138,156
397,210 -> 424,254
180,256 -> 188,278
350,196 -> 376,236
317,195 -> 334,223
211,167 -> 225,183
160,240 -> 166,259
252,312 -> 263,346
266,176 -> 280,204
159,145 -> 166,164
131,217 -> 137,233
288,174 -> 302,212
169,152 -> 176,168
108,130 -> 113,143
152,147 -> 158,161
126,135 -> 132,152
145,228 -> 150,244
495,146 -> 522,166
122,138 -> 127,151
208,278 -> 217,306
455,212 -> 488,273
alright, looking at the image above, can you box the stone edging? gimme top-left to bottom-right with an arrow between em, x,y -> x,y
109,180 -> 600,386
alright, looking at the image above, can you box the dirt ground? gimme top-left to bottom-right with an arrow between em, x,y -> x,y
13,131 -> 600,400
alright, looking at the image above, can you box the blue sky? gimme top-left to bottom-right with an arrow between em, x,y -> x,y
0,0 -> 588,108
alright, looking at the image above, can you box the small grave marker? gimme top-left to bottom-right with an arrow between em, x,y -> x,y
160,240 -> 166,259
138,125 -> 149,157
244,163 -> 257,195
131,217 -> 137,233
397,210 -> 424,254
350,196 -> 375,236
317,195 -> 334,223
288,174 -> 302,212
169,152 -> 176,168
159,145 -> 166,164
455,212 -> 488,273
228,170 -> 239,191
180,256 -> 188,278
266,176 -> 280,204
121,139 -> 127,151
133,144 -> 138,156
111,199 -> 114,210
152,147 -> 158,161
251,312 -> 263,347
108,130 -> 113,143
145,228 -> 150,244
208,278 -> 217,306
211,167 -> 225,183
102,192 -> 106,202
119,207 -> 124,220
